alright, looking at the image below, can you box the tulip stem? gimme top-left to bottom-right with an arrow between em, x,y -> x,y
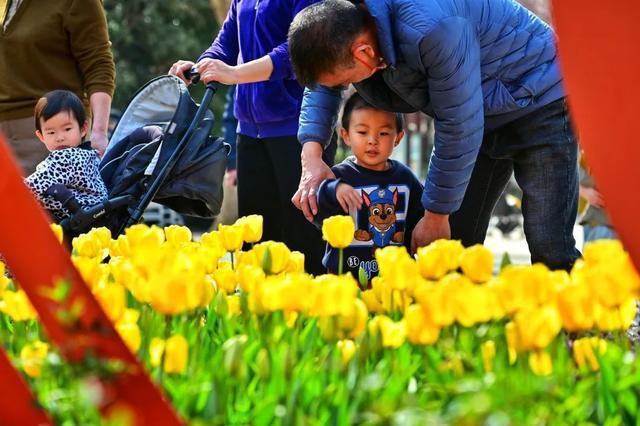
339,248 -> 344,275
158,315 -> 172,386
230,251 -> 235,270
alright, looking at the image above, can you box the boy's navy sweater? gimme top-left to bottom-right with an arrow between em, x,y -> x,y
316,157 -> 424,282
199,0 -> 318,139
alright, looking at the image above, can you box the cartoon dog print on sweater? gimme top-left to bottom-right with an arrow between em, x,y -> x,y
354,187 -> 404,247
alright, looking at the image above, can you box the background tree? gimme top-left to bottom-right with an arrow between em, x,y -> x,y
105,0 -> 226,121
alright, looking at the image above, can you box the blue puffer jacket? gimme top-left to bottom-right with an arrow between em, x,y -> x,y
298,0 -> 565,214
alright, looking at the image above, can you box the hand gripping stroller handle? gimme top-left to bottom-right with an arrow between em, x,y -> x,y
184,67 -> 218,92
184,67 -> 200,84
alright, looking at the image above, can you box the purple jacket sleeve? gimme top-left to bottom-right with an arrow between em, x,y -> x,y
198,0 -> 240,65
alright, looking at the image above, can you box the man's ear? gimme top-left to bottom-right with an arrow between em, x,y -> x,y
340,127 -> 351,146
80,121 -> 89,139
35,130 -> 45,143
394,130 -> 404,146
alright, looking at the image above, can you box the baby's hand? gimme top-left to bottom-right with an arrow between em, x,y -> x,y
336,183 -> 362,213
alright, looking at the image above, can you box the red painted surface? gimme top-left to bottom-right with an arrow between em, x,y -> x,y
553,1 -> 640,268
0,134 -> 182,425
0,348 -> 52,425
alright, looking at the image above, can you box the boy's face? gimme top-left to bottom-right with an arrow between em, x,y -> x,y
341,108 -> 403,171
36,111 -> 87,152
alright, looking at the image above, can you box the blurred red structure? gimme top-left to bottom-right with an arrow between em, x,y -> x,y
553,0 -> 640,267
0,134 -> 182,425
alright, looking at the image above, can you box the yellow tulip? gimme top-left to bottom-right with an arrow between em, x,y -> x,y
253,241 -> 291,275
481,340 -> 496,373
1,263 -> 10,296
72,234 -> 102,258
574,258 -> 638,308
0,290 -> 37,321
236,250 -> 258,267
236,264 -> 265,293
361,289 -> 384,314
286,251 -> 306,273
50,223 -> 64,243
414,281 -> 455,327
528,350 -> 553,376
404,304 -> 440,345
116,321 -> 141,354
369,315 -> 406,348
337,339 -> 356,365
226,294 -> 241,316
94,283 -> 126,323
573,337 -> 607,371
514,304 -> 562,350
235,215 -> 263,243
322,215 -> 355,249
375,246 -> 420,292
110,235 -> 131,258
596,298 -> 637,331
164,335 -> 189,374
212,264 -> 238,294
88,227 -> 112,250
20,341 -> 49,378
505,321 -> 520,365
218,224 -> 244,252
164,225 -> 192,246
459,244 -> 494,283
149,338 -> 165,368
125,224 -> 165,250
310,274 -> 358,317
556,282 -> 597,332
415,239 -> 464,280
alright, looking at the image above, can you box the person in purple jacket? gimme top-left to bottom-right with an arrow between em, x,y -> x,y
288,0 -> 581,271
169,0 -> 335,274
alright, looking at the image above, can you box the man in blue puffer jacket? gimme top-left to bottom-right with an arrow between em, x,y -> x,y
288,0 -> 580,270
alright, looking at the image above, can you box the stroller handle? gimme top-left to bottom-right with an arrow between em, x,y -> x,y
184,67 -> 200,85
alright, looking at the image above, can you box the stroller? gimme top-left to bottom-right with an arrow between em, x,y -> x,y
47,73 -> 228,238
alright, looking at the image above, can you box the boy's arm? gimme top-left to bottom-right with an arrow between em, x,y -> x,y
313,178 -> 345,227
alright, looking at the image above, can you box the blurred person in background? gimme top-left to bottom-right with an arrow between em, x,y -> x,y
0,0 -> 115,175
579,155 -> 617,243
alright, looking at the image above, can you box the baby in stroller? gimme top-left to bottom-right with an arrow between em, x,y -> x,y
25,90 -> 109,221
25,89 -> 162,227
25,76 -> 228,238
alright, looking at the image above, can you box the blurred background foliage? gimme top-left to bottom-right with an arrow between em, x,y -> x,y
105,0 -> 228,128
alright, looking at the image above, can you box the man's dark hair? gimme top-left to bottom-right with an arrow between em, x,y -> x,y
34,90 -> 86,132
341,92 -> 404,132
288,0 -> 367,87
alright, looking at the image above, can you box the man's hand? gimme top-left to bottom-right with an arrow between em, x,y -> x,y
91,130 -> 109,157
336,183 -> 362,213
292,142 -> 334,221
411,210 -> 451,253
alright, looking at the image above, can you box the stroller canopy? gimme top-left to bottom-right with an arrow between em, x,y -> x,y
101,76 -> 227,218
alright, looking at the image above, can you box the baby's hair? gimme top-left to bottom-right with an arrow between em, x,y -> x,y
340,92 -> 404,131
34,90 -> 86,132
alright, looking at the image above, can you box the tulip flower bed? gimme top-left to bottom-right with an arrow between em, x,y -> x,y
1,215 -> 640,425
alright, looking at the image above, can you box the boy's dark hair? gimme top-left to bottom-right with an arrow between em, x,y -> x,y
288,0 -> 367,87
34,90 -> 86,132
341,92 -> 404,131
